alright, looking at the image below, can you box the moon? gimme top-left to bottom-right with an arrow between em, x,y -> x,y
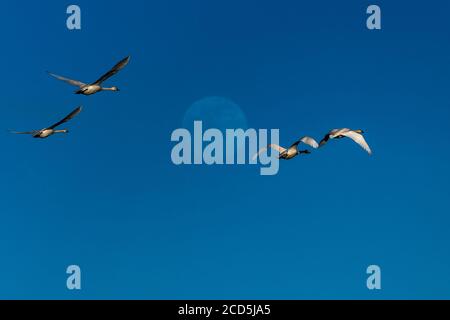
182,96 -> 248,132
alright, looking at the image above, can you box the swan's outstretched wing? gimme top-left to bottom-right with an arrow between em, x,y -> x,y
10,130 -> 37,135
299,136 -> 319,149
47,72 -> 86,87
319,129 -> 343,147
341,130 -> 372,155
252,144 -> 286,160
48,106 -> 82,129
319,134 -> 331,147
93,56 -> 130,85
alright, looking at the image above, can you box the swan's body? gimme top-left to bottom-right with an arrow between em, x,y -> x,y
35,129 -> 68,138
253,136 -> 319,161
48,56 -> 130,96
76,84 -> 103,95
11,106 -> 82,139
319,128 -> 372,154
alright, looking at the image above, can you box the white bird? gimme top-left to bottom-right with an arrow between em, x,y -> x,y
10,106 -> 82,139
48,56 -> 130,95
253,136 -> 319,160
319,128 -> 372,155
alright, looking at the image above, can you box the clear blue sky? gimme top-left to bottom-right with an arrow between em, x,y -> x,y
1,0 -> 449,299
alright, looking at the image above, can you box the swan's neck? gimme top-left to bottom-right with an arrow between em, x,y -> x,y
102,87 -> 116,91
54,129 -> 68,133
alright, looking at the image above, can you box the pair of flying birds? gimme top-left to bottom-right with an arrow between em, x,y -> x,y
11,56 -> 130,138
253,128 -> 372,160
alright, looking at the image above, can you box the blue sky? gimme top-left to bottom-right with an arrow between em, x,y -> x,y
0,0 -> 449,299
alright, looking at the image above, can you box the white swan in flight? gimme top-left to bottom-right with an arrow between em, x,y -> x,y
48,56 -> 130,95
319,128 -> 372,155
10,106 -> 82,139
253,136 -> 319,160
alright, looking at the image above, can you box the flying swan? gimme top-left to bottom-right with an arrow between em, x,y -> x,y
48,56 -> 130,95
319,128 -> 372,155
10,106 -> 82,139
